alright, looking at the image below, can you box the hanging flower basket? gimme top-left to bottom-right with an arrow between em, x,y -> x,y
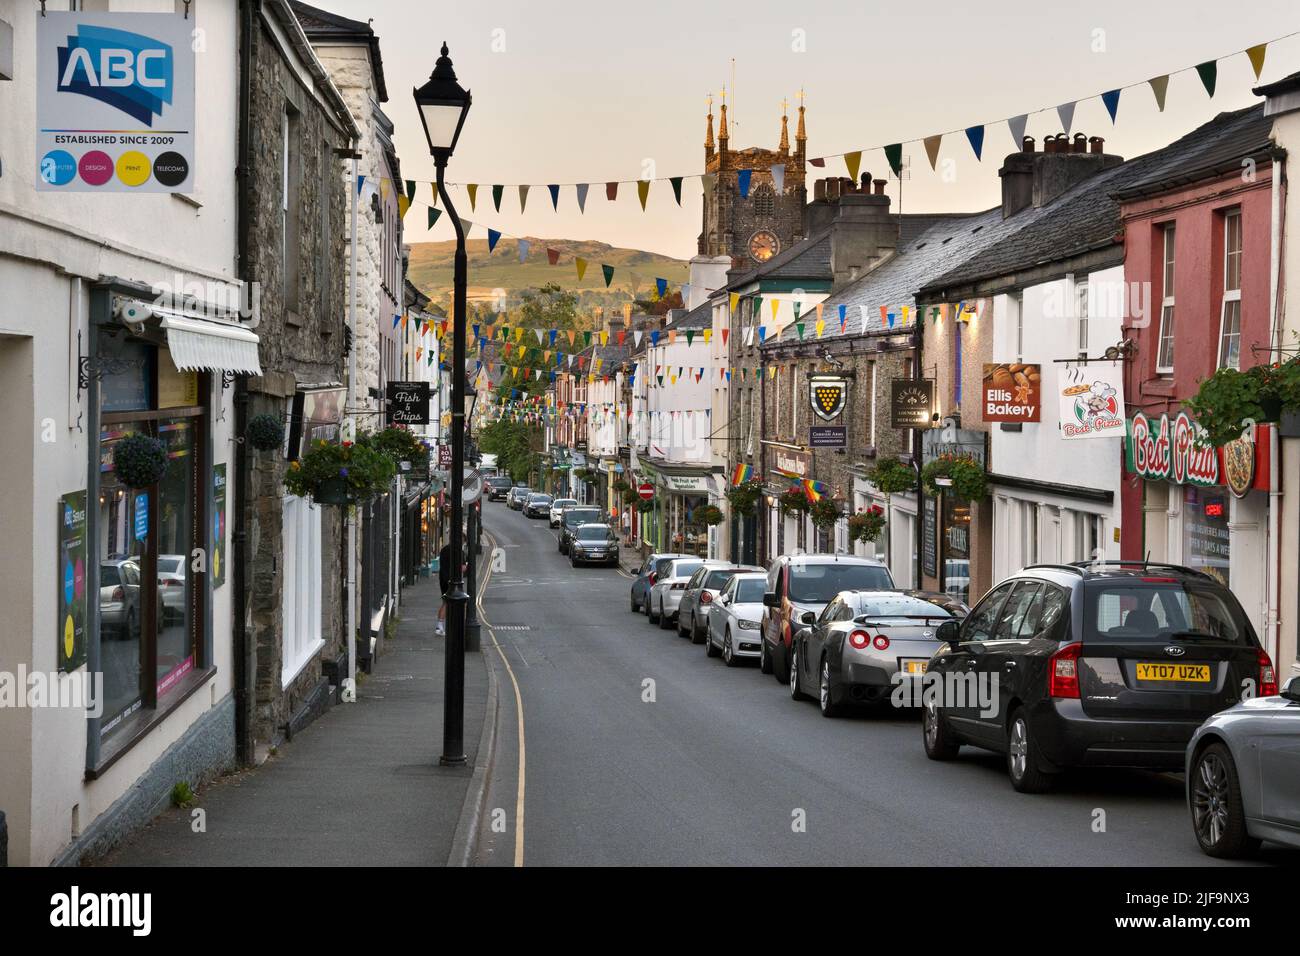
620,487 -> 639,505
809,497 -> 841,530
848,505 -> 887,542
284,439 -> 396,504
779,487 -> 810,515
245,413 -> 285,452
612,478 -> 631,493
694,504 -> 725,526
112,433 -> 168,489
921,455 -> 987,502
1185,360 -> 1300,448
866,456 -> 917,495
725,478 -> 765,516
635,497 -> 655,513
364,425 -> 430,474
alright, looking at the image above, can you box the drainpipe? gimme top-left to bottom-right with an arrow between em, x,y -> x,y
346,149 -> 359,699
1267,152 -> 1286,666
232,0 -> 258,766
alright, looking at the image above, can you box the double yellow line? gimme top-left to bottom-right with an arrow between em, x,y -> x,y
476,528 -> 526,867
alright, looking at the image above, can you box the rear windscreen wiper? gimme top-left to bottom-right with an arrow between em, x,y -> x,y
1167,630 -> 1231,643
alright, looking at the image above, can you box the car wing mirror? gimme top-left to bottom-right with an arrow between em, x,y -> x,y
762,592 -> 779,609
936,620 -> 959,645
1281,675 -> 1300,703
801,610 -> 816,625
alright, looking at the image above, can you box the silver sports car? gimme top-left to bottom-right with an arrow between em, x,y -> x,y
1185,675 -> 1300,858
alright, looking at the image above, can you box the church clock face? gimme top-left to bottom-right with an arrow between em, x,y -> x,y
748,230 -> 780,263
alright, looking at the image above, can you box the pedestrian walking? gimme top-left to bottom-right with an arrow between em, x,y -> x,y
436,541 -> 451,636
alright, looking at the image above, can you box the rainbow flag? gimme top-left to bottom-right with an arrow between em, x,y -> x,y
731,463 -> 753,486
802,479 -> 829,502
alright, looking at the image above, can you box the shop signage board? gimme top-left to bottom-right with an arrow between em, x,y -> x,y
660,473 -> 711,493
921,494 -> 938,579
981,363 -> 1041,423
212,464 -> 227,588
922,425 -> 987,466
386,381 -> 430,425
1126,411 -> 1219,487
288,386 -> 345,459
1058,366 -> 1126,440
809,426 -> 846,448
767,445 -> 811,479
809,374 -> 849,421
891,379 -> 934,429
438,444 -> 453,468
37,12 -> 196,193
57,491 -> 88,673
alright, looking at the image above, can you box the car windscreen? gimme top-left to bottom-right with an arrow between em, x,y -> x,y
857,595 -> 952,619
1084,581 -> 1252,645
671,561 -> 702,579
788,564 -> 893,603
565,510 -> 601,526
157,556 -> 185,574
703,570 -> 734,590
735,578 -> 766,603
101,565 -> 121,586
489,478 -> 512,488
575,526 -> 612,541
554,500 -> 576,507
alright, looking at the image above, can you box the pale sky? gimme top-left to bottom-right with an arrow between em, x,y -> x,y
325,0 -> 1300,260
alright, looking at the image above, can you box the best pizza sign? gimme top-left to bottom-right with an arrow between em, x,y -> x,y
1126,411 -> 1219,486
1058,368 -> 1126,440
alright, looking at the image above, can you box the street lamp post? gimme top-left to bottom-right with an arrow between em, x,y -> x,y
415,42 -> 472,767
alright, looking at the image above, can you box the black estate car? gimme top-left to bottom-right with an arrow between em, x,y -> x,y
557,506 -> 602,555
922,561 -> 1276,793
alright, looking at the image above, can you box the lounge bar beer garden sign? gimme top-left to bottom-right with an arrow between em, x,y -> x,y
891,379 -> 934,429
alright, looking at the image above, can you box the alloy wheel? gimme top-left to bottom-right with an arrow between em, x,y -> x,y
1009,717 -> 1028,780
820,662 -> 830,711
1192,752 -> 1231,849
924,700 -> 939,748
723,633 -> 733,664
789,646 -> 800,698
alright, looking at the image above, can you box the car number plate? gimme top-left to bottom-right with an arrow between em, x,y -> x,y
901,660 -> 928,675
1135,662 -> 1210,682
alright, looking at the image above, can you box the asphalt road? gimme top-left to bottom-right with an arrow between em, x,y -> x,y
473,504 -> 1298,867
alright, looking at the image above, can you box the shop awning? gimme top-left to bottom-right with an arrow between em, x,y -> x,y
161,313 -> 262,375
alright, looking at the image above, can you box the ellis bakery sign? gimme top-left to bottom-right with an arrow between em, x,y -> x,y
981,363 -> 1041,423
1125,410 -> 1272,495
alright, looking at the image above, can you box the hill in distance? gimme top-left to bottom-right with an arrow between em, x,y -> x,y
407,237 -> 690,313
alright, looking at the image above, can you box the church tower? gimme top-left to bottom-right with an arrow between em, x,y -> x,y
697,89 -> 807,266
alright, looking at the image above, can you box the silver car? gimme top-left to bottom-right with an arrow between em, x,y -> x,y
789,590 -> 957,717
1185,675 -> 1300,858
675,560 -> 741,641
648,557 -> 705,628
705,572 -> 767,666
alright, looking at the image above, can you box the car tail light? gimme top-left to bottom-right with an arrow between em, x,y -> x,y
872,635 -> 890,651
111,586 -> 124,601
161,579 -> 181,587
848,630 -> 870,649
700,592 -> 713,604
1258,648 -> 1278,697
1049,642 -> 1083,699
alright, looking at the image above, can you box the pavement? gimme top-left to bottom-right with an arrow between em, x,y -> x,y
471,502 -> 1300,867
96,572 -> 493,867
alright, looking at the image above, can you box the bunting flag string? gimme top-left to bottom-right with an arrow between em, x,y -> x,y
380,33 -> 1293,200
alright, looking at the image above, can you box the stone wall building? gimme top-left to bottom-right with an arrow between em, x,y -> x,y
237,0 -> 359,755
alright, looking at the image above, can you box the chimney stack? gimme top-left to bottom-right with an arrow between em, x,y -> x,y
998,131 -> 1122,218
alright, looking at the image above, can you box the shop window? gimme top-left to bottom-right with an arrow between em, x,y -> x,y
1182,486 -> 1230,587
942,495 -> 972,604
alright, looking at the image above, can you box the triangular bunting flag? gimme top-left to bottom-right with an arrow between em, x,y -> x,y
427,207 -> 442,229
518,184 -> 530,213
701,173 -> 716,199
1149,75 -> 1170,112
606,181 -> 619,201
356,174 -> 365,195
1197,60 -> 1217,97
487,228 -> 501,253
885,144 -> 903,177
637,180 -> 650,210
574,258 -> 588,281
1008,114 -> 1027,150
467,184 -> 478,210
548,184 -> 560,210
547,247 -> 559,265
576,183 -> 589,213
668,176 -> 683,205
1101,88 -> 1121,124
965,125 -> 984,161
924,134 -> 943,170
404,179 -> 416,202
517,239 -> 530,263
1247,44 -> 1267,81
656,278 -> 668,298
737,169 -> 752,198
729,292 -> 739,315
844,151 -> 862,182
1057,101 -> 1076,136
492,184 -> 504,212
602,264 -> 615,287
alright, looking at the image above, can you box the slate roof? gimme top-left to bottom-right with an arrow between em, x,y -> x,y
666,300 -> 714,330
291,1 -> 388,102
922,105 -> 1270,297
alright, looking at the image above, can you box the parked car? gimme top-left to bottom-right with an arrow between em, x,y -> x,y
705,572 -> 768,666
648,557 -> 706,628
506,486 -> 531,510
99,558 -> 163,639
487,476 -> 513,501
569,523 -> 619,568
523,493 -> 553,518
549,498 -> 578,528
902,589 -> 970,621
788,590 -> 957,716
760,554 -> 895,682
678,562 -> 763,642
922,560 -> 1279,794
1185,675 -> 1300,858
157,553 -> 187,623
558,506 -> 603,554
629,552 -> 687,613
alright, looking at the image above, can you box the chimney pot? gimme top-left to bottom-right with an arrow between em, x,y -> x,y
1072,133 -> 1087,154
1022,136 -> 1035,153
1089,136 -> 1104,155
814,178 -> 826,201
873,178 -> 887,195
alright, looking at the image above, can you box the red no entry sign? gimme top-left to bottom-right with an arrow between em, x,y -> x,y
637,482 -> 654,500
